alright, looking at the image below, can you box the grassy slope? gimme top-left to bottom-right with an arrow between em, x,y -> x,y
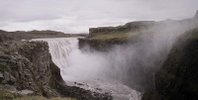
88,30 -> 140,42
0,89 -> 76,100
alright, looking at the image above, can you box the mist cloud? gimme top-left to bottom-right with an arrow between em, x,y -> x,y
0,0 -> 198,33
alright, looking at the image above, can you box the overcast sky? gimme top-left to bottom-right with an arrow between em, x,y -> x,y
0,0 -> 198,33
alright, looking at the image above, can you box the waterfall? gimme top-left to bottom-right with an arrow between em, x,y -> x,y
32,37 -> 141,100
31,28 -> 181,100
43,38 -> 78,79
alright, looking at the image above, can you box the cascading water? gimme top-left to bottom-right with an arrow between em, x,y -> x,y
32,37 -> 141,100
31,25 -> 185,100
29,18 -> 193,100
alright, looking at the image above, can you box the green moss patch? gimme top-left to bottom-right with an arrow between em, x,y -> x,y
0,89 -> 16,100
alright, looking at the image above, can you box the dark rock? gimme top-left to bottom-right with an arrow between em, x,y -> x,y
142,90 -> 161,100
79,38 -> 127,51
0,41 -> 60,97
143,28 -> 198,100
2,71 -> 16,85
156,29 -> 198,100
55,82 -> 112,100
0,72 -> 3,83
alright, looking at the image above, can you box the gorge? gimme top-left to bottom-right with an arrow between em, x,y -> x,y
0,12 -> 198,100
33,38 -> 141,100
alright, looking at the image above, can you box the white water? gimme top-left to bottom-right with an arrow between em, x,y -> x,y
29,18 -> 196,100
32,38 -> 141,100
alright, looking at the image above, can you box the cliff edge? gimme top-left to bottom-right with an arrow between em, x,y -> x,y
0,40 -> 112,100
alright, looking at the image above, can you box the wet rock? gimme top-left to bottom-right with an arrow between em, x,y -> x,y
78,38 -> 127,51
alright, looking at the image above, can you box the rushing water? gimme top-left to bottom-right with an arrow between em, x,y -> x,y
30,19 -> 194,100
33,38 -> 141,100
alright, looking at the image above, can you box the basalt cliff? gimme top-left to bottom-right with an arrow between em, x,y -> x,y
0,31 -> 111,100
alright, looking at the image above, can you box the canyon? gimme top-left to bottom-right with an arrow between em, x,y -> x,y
0,11 -> 198,100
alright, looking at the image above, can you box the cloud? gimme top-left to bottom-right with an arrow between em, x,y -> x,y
0,0 -> 198,33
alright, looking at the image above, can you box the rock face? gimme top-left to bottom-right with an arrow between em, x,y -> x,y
155,28 -> 198,100
142,28 -> 198,100
0,41 -> 61,97
79,21 -> 155,51
78,38 -> 127,51
0,41 -> 112,100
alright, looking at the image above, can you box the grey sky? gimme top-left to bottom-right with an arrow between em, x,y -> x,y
0,0 -> 198,33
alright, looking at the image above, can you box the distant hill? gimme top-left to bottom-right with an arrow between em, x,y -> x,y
0,30 -> 87,42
